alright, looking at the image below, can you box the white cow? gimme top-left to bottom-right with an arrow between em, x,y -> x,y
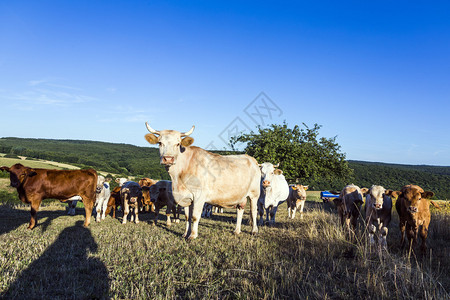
364,185 -> 392,248
95,175 -> 111,222
145,123 -> 260,240
115,177 -> 128,187
258,162 -> 290,226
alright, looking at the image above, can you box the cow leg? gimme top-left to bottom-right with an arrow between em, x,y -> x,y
183,204 -> 192,238
135,205 -> 140,224
122,200 -> 129,224
187,202 -> 203,240
101,199 -> 108,220
419,223 -> 429,253
380,226 -> 388,249
257,202 -> 264,226
270,205 -> 278,225
291,207 -> 297,220
299,200 -> 305,220
175,205 -> 181,223
234,207 -> 244,235
249,196 -> 258,235
153,205 -> 160,225
83,197 -> 94,228
368,223 -> 376,246
399,221 -> 406,249
95,202 -> 102,223
28,198 -> 42,229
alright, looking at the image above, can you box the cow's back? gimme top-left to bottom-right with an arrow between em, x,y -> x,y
28,169 -> 97,199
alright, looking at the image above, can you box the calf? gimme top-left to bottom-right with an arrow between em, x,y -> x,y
105,186 -> 121,219
392,184 -> 437,252
0,163 -> 97,229
258,162 -> 290,226
287,184 -> 308,220
94,175 -> 111,222
138,177 -> 158,212
120,181 -> 142,224
142,180 -> 181,226
364,185 -> 393,249
333,184 -> 368,239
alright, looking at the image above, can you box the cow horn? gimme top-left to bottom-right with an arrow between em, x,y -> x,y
181,125 -> 195,137
145,122 -> 160,135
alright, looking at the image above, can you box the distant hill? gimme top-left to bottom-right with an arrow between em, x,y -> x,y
0,137 -> 448,199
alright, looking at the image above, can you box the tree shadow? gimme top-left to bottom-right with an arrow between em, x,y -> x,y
1,220 -> 110,299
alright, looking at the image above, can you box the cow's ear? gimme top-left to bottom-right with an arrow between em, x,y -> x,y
0,166 -> 10,172
330,190 -> 340,195
360,187 -> 369,196
422,191 -> 434,199
274,169 -> 283,175
303,185 -> 309,191
115,178 -> 120,183
387,190 -> 401,198
26,169 -> 37,177
145,133 -> 159,145
181,136 -> 194,147
291,186 -> 297,190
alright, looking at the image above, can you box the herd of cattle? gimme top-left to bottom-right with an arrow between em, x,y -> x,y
0,123 -> 441,253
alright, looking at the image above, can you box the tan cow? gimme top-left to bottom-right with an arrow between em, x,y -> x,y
332,184 -> 368,239
364,185 -> 393,249
286,184 -> 308,220
391,184 -> 438,253
144,123 -> 260,239
138,177 -> 158,212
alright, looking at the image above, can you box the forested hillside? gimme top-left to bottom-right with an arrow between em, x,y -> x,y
0,137 -> 449,199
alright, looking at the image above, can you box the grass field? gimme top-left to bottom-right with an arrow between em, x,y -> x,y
0,188 -> 448,299
0,155 -> 80,170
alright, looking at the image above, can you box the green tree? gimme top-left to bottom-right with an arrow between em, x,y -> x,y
230,122 -> 353,189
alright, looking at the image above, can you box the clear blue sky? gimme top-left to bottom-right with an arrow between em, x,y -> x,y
1,1 -> 449,166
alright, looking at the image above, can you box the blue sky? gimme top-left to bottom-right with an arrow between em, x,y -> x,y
1,1 -> 449,166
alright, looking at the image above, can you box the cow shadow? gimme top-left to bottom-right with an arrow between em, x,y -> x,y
1,220 -> 110,300
0,205 -> 65,236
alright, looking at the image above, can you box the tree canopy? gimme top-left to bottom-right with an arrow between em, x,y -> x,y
230,122 -> 353,188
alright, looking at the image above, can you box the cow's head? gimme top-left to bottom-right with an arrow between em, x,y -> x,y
291,184 -> 308,208
0,164 -> 37,188
115,177 -> 128,187
145,123 -> 195,166
141,186 -> 151,206
96,176 -> 110,193
392,185 -> 434,214
259,162 -> 282,189
366,185 -> 386,210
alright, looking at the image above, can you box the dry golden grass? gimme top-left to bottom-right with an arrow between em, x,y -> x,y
0,194 -> 448,299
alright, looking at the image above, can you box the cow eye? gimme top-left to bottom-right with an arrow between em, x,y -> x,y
177,143 -> 181,147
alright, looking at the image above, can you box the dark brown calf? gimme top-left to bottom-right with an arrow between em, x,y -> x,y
143,180 -> 181,226
392,184 -> 437,253
0,163 -> 97,229
332,184 -> 368,239
138,177 -> 157,212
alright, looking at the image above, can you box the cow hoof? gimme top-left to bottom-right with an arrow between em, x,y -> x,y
251,231 -> 258,236
234,231 -> 241,235
175,219 -> 180,223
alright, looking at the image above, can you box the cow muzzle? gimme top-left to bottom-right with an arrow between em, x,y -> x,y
262,180 -> 271,188
408,206 -> 419,213
96,186 -> 103,193
373,203 -> 383,210
161,156 -> 175,165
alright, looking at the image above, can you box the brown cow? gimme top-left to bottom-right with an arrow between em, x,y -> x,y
105,186 -> 121,219
332,184 -> 368,239
0,163 -> 97,229
138,177 -> 158,212
391,184 -> 438,252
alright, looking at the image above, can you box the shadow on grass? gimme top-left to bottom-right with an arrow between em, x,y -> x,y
0,205 -> 66,236
1,220 -> 110,299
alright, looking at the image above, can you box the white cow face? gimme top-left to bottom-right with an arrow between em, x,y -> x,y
367,185 -> 386,210
259,162 -> 282,189
97,175 -> 106,193
145,123 -> 195,166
